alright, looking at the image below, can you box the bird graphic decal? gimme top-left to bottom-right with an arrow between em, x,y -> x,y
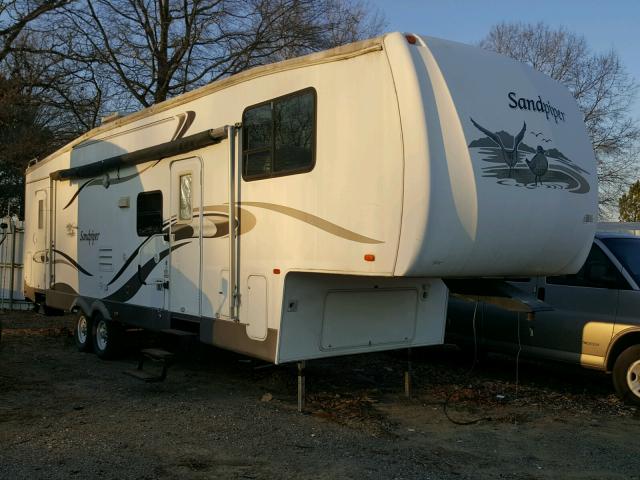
525,146 -> 549,186
470,118 -> 527,177
467,121 -> 592,194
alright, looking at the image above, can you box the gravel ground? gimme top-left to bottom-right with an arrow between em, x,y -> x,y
0,310 -> 639,480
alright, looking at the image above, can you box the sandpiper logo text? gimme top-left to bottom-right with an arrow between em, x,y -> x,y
79,230 -> 100,246
508,92 -> 566,123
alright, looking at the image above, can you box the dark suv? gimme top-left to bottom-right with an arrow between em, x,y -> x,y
446,232 -> 640,404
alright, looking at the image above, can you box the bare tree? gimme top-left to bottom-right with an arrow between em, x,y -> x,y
0,74 -> 59,216
0,0 -> 70,62
480,22 -> 640,217
54,0 -> 384,110
1,1 -> 104,137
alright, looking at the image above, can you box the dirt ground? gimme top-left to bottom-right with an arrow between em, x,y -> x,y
1,311 -> 639,480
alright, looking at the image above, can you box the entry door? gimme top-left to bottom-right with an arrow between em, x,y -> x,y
33,189 -> 48,290
169,158 -> 202,316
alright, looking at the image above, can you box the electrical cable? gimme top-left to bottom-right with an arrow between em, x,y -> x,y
471,300 -> 479,374
443,300 -> 492,425
515,312 -> 522,399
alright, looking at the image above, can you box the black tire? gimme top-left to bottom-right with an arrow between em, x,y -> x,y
612,345 -> 640,406
91,313 -> 122,359
74,313 -> 93,352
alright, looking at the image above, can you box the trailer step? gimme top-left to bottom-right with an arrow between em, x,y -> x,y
141,348 -> 175,360
123,368 -> 165,382
169,316 -> 200,334
123,348 -> 175,383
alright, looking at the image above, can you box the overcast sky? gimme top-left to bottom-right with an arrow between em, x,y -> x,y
370,0 -> 640,119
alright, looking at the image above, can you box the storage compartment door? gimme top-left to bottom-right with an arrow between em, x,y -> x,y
246,275 -> 268,340
321,289 -> 418,351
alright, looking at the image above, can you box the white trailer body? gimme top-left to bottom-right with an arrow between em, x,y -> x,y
23,33 -> 597,363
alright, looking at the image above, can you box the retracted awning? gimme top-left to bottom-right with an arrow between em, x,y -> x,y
50,126 -> 229,181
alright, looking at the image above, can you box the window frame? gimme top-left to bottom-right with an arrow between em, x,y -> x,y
136,190 -> 164,237
241,87 -> 317,182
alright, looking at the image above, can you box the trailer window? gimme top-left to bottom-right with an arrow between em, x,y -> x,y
178,174 -> 192,221
38,200 -> 44,229
137,191 -> 163,236
242,88 -> 315,180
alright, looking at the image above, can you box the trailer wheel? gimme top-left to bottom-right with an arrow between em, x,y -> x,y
92,313 -> 122,359
612,345 -> 640,406
74,313 -> 93,352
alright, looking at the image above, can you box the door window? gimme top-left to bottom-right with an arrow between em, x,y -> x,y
178,174 -> 192,221
37,199 -> 44,229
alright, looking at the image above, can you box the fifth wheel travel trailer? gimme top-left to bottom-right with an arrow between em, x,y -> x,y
23,33 -> 598,371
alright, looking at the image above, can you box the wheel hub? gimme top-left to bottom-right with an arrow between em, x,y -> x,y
627,359 -> 640,399
77,316 -> 88,343
96,320 -> 108,351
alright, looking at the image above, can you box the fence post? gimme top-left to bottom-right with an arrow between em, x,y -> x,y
0,221 -> 7,310
9,218 -> 16,310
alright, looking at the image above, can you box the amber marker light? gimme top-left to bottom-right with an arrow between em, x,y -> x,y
273,268 -> 281,274
364,254 -> 375,262
405,34 -> 417,45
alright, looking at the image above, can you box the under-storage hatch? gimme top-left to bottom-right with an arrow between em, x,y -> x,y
246,275 -> 268,340
320,288 -> 417,351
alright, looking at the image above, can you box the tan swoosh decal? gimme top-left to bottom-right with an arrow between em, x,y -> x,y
241,201 -> 383,244
171,111 -> 196,141
195,205 -> 257,236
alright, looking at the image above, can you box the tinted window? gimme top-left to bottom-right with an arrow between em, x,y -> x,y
600,237 -> 640,286
547,243 -> 629,289
242,88 -> 315,180
137,191 -> 163,236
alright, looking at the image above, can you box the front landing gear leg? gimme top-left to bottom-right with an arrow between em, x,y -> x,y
297,360 -> 306,412
404,348 -> 412,398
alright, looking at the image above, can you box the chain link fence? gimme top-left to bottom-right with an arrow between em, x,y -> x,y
0,217 -> 31,310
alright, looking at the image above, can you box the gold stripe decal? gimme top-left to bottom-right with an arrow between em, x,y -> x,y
241,202 -> 383,244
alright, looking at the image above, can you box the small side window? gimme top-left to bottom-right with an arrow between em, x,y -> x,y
179,174 -> 192,221
37,200 -> 44,230
137,191 -> 163,236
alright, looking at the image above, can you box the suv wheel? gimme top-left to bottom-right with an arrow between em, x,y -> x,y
74,313 -> 92,352
612,345 -> 640,406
